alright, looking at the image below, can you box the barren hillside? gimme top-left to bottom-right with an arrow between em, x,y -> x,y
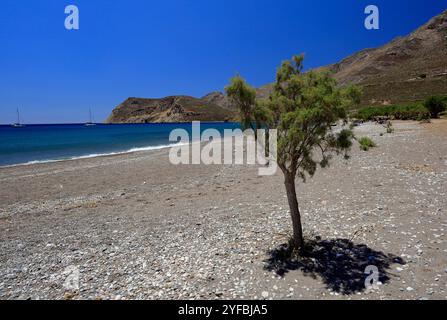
107,10 -> 447,123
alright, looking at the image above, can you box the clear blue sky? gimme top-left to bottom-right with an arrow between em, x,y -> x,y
0,0 -> 445,124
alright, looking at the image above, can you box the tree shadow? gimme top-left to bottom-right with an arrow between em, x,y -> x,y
264,237 -> 405,295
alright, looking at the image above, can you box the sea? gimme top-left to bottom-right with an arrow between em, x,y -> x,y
0,123 -> 241,167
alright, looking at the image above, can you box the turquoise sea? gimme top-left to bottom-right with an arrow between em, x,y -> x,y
0,123 -> 241,167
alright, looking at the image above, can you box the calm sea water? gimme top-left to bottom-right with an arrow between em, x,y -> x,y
0,123 -> 241,167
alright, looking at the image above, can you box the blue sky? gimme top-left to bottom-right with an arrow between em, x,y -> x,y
0,0 -> 445,124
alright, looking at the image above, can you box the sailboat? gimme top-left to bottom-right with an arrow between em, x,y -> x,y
85,108 -> 96,126
11,108 -> 25,128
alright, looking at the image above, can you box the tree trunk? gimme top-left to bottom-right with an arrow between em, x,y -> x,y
284,173 -> 304,250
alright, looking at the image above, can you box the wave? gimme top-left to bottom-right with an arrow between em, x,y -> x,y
0,142 -> 188,168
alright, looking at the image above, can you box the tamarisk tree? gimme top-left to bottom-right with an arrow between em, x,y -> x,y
226,55 -> 361,250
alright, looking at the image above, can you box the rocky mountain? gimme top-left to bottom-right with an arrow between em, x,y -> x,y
106,95 -> 236,123
320,9 -> 447,105
106,10 -> 447,123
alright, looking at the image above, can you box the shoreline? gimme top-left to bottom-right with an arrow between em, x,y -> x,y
0,142 -> 188,169
0,125 -> 246,169
0,122 -> 242,169
0,120 -> 446,300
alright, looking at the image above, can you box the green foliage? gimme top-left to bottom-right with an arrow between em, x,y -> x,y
353,103 -> 430,121
225,75 -> 257,130
225,54 -> 363,250
424,95 -> 447,118
358,137 -> 376,151
225,54 -> 361,181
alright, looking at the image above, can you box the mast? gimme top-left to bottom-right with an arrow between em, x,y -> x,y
17,108 -> 20,124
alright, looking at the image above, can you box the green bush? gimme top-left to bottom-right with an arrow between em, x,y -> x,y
358,137 -> 376,151
424,95 -> 447,118
353,103 -> 430,121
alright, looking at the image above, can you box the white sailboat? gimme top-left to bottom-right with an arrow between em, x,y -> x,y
85,108 -> 96,126
11,108 -> 25,128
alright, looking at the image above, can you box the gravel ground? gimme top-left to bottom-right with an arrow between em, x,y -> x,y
0,120 -> 446,300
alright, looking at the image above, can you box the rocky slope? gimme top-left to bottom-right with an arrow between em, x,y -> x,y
322,9 -> 447,105
106,95 -> 236,123
107,10 -> 447,123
